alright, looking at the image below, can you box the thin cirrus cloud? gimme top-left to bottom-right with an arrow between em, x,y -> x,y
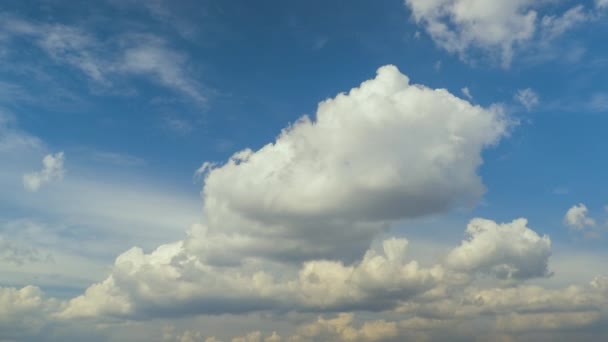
0,16 -> 207,104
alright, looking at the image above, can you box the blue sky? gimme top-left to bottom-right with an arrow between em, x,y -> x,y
1,0 -> 608,341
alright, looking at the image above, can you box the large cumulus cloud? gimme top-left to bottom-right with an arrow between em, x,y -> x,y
57,65 -> 512,320
193,65 -> 508,264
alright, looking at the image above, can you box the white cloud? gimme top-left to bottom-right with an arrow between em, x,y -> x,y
0,286 -> 58,341
53,66 -> 514,321
119,38 -> 206,104
23,152 -> 65,192
404,0 -> 597,66
597,0 -> 608,10
541,5 -> 589,40
59,236 -> 443,319
564,203 -> 596,229
447,218 -> 552,280
461,87 -> 473,100
196,65 -> 508,264
0,17 -> 206,104
514,88 -> 539,110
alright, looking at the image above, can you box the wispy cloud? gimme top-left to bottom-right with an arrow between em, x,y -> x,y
515,88 -> 540,111
118,37 -> 207,104
0,109 -> 41,152
461,87 -> 473,100
0,15 -> 207,104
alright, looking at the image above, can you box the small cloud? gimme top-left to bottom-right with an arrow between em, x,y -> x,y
564,203 -> 596,230
413,31 -> 421,39
312,37 -> 329,51
552,186 -> 569,195
434,60 -> 442,72
194,161 -> 217,182
23,152 -> 65,192
215,139 -> 234,152
589,93 -> 608,112
164,116 -> 194,135
461,87 -> 473,100
91,151 -> 146,167
514,88 -> 539,110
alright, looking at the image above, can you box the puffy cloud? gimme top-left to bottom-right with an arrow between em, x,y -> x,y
23,152 -> 65,192
404,0 -> 596,66
564,203 -> 596,229
599,0 -> 608,9
59,237 -> 443,319
514,88 -> 539,111
292,313 -> 399,342
446,218 -> 552,280
0,286 -> 58,340
196,65 -> 508,264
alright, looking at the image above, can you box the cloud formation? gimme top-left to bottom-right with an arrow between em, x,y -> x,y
0,16 -> 206,104
515,88 -> 540,111
23,152 -> 65,192
52,65 -> 513,321
447,218 -> 552,280
195,65 -> 508,264
58,236 -> 444,319
2,64 -> 606,341
564,203 -> 596,230
0,286 -> 58,341
404,0 -> 600,66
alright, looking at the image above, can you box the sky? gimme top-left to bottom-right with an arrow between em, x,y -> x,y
1,0 -> 608,341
